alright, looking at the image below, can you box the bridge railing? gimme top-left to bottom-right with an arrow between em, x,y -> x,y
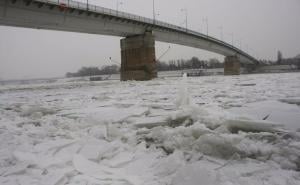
34,0 -> 257,62
36,0 -> 188,32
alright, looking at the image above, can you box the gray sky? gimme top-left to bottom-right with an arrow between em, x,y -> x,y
0,0 -> 300,80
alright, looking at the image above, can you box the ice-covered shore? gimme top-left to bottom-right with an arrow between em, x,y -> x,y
0,73 -> 300,185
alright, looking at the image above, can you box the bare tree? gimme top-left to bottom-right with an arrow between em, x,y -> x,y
277,50 -> 283,64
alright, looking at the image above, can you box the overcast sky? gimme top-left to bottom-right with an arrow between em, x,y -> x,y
0,0 -> 300,80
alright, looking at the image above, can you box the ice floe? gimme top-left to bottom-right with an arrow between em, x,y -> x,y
0,73 -> 300,185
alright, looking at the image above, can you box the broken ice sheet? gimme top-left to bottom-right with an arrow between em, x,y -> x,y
1,73 -> 300,185
73,154 -> 142,185
229,100 -> 300,130
279,98 -> 300,106
59,106 -> 149,123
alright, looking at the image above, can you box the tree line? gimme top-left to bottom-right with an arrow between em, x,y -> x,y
157,57 -> 224,71
259,51 -> 300,68
66,57 -> 224,77
66,65 -> 119,77
66,53 -> 300,77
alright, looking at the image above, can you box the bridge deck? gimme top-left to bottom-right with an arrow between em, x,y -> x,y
1,0 -> 258,64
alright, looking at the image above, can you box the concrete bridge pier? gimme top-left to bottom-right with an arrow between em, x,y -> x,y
120,32 -> 157,81
224,55 -> 241,75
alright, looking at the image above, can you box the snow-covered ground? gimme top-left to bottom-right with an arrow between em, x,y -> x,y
0,72 -> 300,185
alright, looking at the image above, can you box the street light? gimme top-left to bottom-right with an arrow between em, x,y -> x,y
152,0 -> 160,24
197,28 -> 202,34
245,44 -> 249,53
116,0 -> 123,13
218,26 -> 223,41
153,0 -> 156,24
87,0 -> 89,11
203,17 -> 208,36
228,32 -> 234,46
181,8 -> 188,31
236,38 -> 242,50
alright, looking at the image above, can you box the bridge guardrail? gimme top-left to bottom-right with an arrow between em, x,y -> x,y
34,0 -> 257,62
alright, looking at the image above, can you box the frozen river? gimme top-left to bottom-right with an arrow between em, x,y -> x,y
0,72 -> 300,185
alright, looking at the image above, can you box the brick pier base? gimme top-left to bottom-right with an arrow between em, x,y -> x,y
120,32 -> 157,81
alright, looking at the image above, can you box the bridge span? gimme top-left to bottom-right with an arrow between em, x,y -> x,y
0,0 -> 259,80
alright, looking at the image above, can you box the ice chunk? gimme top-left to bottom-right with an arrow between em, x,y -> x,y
175,73 -> 193,108
105,151 -> 135,168
72,154 -> 141,185
105,123 -> 122,141
40,168 -> 74,185
61,106 -> 149,123
153,151 -> 185,177
193,134 -> 238,159
87,126 -> 107,140
33,139 -> 77,154
133,116 -> 169,129
133,114 -> 193,129
171,164 -> 219,185
279,98 -> 300,106
172,159 -> 300,185
73,154 -> 115,178
78,139 -> 110,161
224,119 -> 284,133
229,100 -> 300,130
20,105 -> 56,117
1,163 -> 28,177
142,123 -> 213,155
13,151 -> 37,165
12,140 -> 80,169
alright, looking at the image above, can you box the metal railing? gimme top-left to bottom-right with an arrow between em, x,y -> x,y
34,0 -> 257,62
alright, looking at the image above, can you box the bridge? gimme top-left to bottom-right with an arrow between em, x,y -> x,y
0,0 -> 259,80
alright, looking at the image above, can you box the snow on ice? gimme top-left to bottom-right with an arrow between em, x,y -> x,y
0,73 -> 300,185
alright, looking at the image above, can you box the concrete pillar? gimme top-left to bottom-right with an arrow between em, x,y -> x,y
120,32 -> 157,81
224,56 -> 241,75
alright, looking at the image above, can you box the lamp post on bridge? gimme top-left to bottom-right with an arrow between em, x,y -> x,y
228,32 -> 234,46
153,0 -> 156,24
181,8 -> 188,31
203,17 -> 208,36
116,0 -> 123,13
235,38 -> 242,50
245,44 -> 249,53
239,39 -> 242,50
218,26 -> 223,41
